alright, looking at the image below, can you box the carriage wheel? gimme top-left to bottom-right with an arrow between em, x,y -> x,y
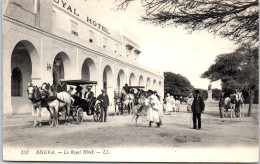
93,105 -> 101,122
72,109 -> 77,120
76,108 -> 84,124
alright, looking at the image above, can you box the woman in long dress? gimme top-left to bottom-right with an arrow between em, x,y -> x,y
147,93 -> 163,127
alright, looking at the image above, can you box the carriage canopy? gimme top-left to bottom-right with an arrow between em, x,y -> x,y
60,79 -> 97,86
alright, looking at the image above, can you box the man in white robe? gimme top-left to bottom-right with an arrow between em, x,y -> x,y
170,96 -> 176,111
165,94 -> 172,112
147,91 -> 163,127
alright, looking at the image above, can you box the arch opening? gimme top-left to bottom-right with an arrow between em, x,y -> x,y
129,73 -> 135,86
117,69 -> 126,89
146,77 -> 151,90
11,41 -> 38,114
81,58 -> 96,81
138,75 -> 144,87
103,65 -> 113,89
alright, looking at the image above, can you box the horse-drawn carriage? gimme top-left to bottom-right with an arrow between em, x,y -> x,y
59,80 -> 101,123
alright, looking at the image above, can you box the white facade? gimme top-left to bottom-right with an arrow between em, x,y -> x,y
2,0 -> 164,116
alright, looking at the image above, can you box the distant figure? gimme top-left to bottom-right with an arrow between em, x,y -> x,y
180,96 -> 183,104
175,98 -> 180,112
219,93 -> 225,118
191,90 -> 205,130
165,94 -> 172,113
170,96 -> 176,111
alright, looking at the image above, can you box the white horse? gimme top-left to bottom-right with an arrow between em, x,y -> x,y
121,89 -> 135,115
224,94 -> 236,118
41,83 -> 72,127
236,92 -> 245,118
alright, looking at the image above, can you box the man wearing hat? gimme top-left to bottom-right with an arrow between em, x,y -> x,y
97,89 -> 110,122
84,86 -> 94,101
191,90 -> 205,130
123,83 -> 130,93
84,86 -> 94,115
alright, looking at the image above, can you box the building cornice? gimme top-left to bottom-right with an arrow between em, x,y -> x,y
3,16 -> 163,79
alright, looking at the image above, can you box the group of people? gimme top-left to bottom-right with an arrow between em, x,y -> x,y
123,84 -> 163,127
55,82 -> 207,130
163,94 -> 181,113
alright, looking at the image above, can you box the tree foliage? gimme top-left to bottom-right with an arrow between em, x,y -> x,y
212,88 -> 222,100
193,88 -> 208,100
114,0 -> 259,44
201,44 -> 258,116
201,44 -> 258,91
164,72 -> 193,97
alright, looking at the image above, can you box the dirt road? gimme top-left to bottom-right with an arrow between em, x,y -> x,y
3,103 -> 259,162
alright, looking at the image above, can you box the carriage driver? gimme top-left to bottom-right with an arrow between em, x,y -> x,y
84,86 -> 94,102
123,83 -> 130,93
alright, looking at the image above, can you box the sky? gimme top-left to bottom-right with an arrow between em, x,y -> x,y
70,0 -> 238,90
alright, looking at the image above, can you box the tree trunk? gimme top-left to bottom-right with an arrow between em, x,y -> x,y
248,89 -> 255,117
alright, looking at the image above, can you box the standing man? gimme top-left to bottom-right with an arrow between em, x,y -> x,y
84,86 -> 94,115
97,89 -> 109,122
191,90 -> 205,130
219,93 -> 225,118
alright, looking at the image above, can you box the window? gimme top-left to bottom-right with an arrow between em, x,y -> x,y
89,30 -> 95,43
11,68 -> 22,96
114,44 -> 118,54
71,20 -> 78,36
126,49 -> 131,57
103,38 -> 108,49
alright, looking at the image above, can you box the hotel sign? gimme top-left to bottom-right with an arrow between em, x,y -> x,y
53,0 -> 110,34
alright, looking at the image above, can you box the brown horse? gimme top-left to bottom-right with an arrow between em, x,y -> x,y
41,83 -> 72,127
132,95 -> 150,126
